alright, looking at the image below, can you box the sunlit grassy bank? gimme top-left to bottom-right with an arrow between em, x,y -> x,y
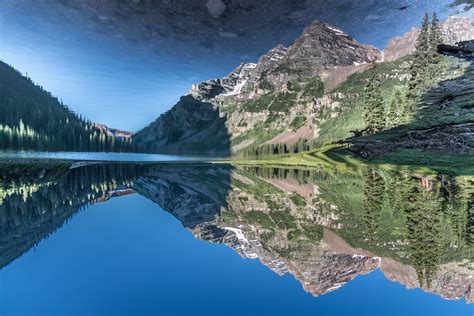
228,145 -> 474,176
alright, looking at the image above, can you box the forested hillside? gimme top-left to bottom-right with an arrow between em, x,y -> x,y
0,161 -> 148,268
0,61 -> 133,152
347,14 -> 474,160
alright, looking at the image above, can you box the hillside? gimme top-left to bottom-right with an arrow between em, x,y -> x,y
0,61 -> 133,152
134,16 -> 474,159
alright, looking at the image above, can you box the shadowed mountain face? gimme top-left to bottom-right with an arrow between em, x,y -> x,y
133,95 -> 231,156
1,161 -> 473,303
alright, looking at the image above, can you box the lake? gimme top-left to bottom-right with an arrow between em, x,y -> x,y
0,160 -> 472,315
0,151 -> 212,162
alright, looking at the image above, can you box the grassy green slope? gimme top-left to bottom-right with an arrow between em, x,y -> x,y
315,57 -> 412,146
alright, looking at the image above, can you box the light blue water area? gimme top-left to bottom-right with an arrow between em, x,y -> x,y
0,151 -> 211,162
0,194 -> 471,316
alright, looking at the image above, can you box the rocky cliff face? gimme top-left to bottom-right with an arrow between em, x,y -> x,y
184,44 -> 290,103
190,21 -> 381,99
383,16 -> 474,62
189,62 -> 258,101
246,44 -> 288,92
383,27 -> 419,63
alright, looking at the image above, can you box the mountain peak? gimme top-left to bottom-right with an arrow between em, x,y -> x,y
186,19 -> 383,102
285,20 -> 381,68
257,20 -> 381,90
305,20 -> 349,37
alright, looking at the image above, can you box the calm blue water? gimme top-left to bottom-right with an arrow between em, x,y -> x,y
0,194 -> 472,316
0,151 -> 210,162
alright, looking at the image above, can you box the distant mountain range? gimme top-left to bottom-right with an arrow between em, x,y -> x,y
93,123 -> 133,140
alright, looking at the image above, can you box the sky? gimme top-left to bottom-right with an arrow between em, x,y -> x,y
0,0 -> 471,132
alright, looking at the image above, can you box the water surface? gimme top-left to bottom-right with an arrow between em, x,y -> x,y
0,161 -> 472,315
0,151 -> 210,162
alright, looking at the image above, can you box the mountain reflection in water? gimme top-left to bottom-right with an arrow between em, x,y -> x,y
0,161 -> 473,304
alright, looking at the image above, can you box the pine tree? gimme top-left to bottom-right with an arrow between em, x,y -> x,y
387,88 -> 410,127
408,13 -> 431,95
440,176 -> 469,248
408,12 -> 444,101
467,200 -> 474,246
429,12 -> 443,73
387,92 -> 399,127
404,177 -> 442,288
364,73 -> 385,134
398,89 -> 411,125
363,168 -> 386,243
453,177 -> 474,247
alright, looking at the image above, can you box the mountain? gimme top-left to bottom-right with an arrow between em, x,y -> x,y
132,95 -> 231,155
0,61 -> 133,152
264,21 -> 380,87
134,16 -> 474,158
133,20 -> 382,155
383,16 -> 474,62
93,123 -> 133,139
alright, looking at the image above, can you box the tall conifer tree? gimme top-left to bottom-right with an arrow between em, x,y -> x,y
364,73 -> 385,134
